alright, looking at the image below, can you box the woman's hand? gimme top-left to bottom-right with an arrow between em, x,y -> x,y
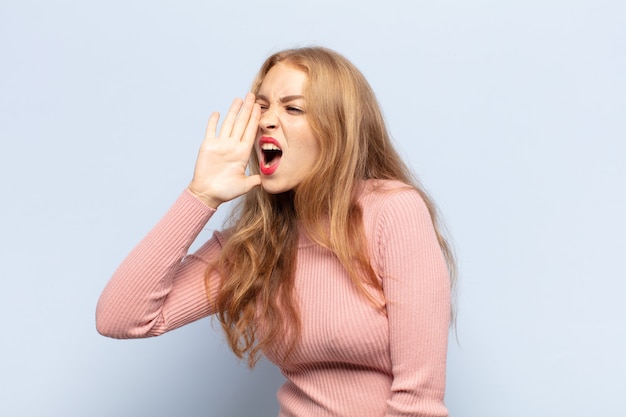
188,93 -> 261,208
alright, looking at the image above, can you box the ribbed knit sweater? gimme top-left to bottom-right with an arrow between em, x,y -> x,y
96,179 -> 451,417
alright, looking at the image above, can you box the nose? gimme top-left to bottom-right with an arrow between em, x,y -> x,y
259,107 -> 278,131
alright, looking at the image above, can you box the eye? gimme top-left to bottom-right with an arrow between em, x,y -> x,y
286,106 -> 304,114
257,103 -> 269,112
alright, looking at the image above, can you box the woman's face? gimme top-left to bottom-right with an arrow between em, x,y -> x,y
254,63 -> 320,194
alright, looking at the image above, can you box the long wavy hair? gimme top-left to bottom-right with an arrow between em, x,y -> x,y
209,46 -> 456,367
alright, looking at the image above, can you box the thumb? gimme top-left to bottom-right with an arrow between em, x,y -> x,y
242,174 -> 262,192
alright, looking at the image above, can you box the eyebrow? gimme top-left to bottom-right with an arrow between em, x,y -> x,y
256,94 -> 305,103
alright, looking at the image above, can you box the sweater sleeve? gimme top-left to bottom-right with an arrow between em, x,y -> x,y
378,189 -> 451,417
95,190 -> 224,339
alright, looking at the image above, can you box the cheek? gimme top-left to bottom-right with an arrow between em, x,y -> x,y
304,141 -> 322,172
308,143 -> 321,163
309,133 -> 321,157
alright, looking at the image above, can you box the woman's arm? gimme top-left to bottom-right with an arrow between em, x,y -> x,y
95,190 -> 221,339
96,94 -> 261,339
378,189 -> 451,417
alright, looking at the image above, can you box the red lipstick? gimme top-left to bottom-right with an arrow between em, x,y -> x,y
259,136 -> 282,176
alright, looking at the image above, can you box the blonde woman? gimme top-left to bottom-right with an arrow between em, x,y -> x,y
97,46 -> 455,417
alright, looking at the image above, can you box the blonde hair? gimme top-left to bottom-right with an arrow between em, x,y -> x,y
210,46 -> 456,367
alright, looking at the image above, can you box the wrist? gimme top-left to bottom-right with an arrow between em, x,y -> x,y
186,186 -> 221,210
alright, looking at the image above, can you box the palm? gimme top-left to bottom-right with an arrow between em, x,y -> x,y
188,93 -> 261,208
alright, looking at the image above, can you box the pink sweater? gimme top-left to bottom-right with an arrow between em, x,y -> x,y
96,180 -> 451,417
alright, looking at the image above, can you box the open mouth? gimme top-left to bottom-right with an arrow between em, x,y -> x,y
262,144 -> 282,166
259,137 -> 282,174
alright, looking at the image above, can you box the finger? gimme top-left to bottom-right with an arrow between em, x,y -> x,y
204,112 -> 220,140
218,97 -> 244,138
230,93 -> 256,140
242,174 -> 262,192
241,102 -> 261,146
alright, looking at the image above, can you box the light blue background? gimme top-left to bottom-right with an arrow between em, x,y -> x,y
1,1 -> 624,416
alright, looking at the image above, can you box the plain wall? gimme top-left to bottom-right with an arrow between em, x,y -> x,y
1,1 -> 624,416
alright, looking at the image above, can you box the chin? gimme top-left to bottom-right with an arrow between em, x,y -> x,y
260,180 -> 290,195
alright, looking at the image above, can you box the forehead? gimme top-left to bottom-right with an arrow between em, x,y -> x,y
257,63 -> 308,98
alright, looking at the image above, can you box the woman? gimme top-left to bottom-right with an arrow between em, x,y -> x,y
97,46 -> 455,417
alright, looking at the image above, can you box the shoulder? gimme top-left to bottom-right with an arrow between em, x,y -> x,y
358,179 -> 429,219
358,180 -> 438,275
358,179 -> 435,248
